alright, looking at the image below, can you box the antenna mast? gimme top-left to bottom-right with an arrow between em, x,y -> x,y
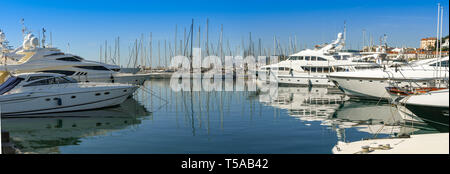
343,21 -> 346,50
21,18 -> 27,37
42,28 -> 46,48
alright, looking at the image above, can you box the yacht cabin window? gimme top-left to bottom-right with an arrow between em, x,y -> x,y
56,57 -> 82,62
333,55 -> 349,60
430,60 -> 449,67
73,56 -> 84,60
317,57 -> 327,61
27,76 -> 54,82
74,66 -> 110,71
289,56 -> 305,60
44,53 -> 65,57
38,70 -> 76,76
24,77 -> 77,87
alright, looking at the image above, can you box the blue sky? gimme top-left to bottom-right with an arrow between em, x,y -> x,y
1,0 -> 449,66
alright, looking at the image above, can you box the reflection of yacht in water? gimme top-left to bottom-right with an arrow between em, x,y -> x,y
256,85 -> 437,140
324,101 -> 437,140
257,85 -> 348,122
1,98 -> 151,154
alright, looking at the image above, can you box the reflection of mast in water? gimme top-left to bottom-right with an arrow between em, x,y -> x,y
180,85 -> 195,136
190,79 -> 195,136
162,78 -> 259,136
197,90 -> 202,129
175,81 -> 179,128
219,89 -> 224,130
150,81 -> 153,113
206,89 -> 210,135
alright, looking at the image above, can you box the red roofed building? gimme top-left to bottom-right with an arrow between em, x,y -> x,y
420,37 -> 437,50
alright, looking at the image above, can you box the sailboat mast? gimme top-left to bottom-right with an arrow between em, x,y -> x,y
206,18 -> 209,56
439,5 -> 443,80
175,25 -> 177,56
100,46 -> 102,63
149,32 -> 152,69
343,21 -> 346,50
190,19 -> 194,72
436,3 -> 440,59
118,36 -> 120,66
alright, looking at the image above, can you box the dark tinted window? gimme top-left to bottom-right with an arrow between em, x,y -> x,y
430,60 -> 448,67
24,77 -> 75,87
333,56 -> 340,60
301,66 -> 310,71
56,57 -> 81,62
27,76 -> 54,82
24,79 -> 52,87
39,70 -> 76,76
317,57 -> 327,61
44,53 -> 65,57
74,66 -> 110,71
335,67 -> 347,72
73,56 -> 84,60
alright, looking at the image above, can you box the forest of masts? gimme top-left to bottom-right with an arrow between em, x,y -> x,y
98,19 -> 306,71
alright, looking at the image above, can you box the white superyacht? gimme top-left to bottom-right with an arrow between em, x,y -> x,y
257,33 -> 382,86
328,57 -> 449,100
0,73 -> 138,116
0,31 -> 148,85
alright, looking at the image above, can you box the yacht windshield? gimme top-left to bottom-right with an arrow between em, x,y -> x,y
0,76 -> 24,95
430,60 -> 449,67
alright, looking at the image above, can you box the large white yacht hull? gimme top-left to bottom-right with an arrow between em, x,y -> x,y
330,77 -> 392,99
399,89 -> 449,132
328,70 -> 449,100
72,73 -> 149,85
0,85 -> 138,116
119,67 -> 141,74
276,74 -> 334,86
257,72 -> 334,86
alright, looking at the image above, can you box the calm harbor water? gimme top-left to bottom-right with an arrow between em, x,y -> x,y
1,79 -> 439,154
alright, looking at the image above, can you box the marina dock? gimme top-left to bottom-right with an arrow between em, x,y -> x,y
332,133 -> 449,154
1,131 -> 21,154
